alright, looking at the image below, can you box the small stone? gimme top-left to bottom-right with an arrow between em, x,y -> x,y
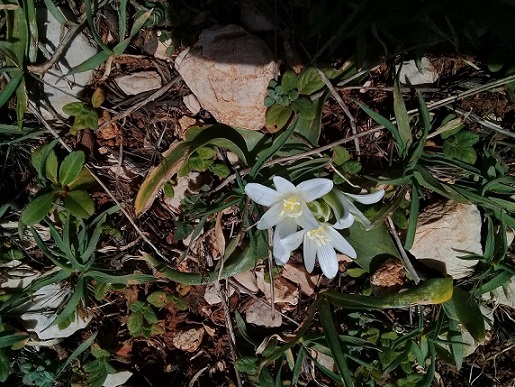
172,328 -> 204,352
102,370 -> 133,387
175,25 -> 277,130
395,57 -> 438,85
370,259 -> 405,296
114,71 -> 162,95
409,201 -> 482,279
183,94 -> 202,115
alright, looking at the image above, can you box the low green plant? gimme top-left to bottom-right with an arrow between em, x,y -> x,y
127,300 -> 164,338
62,88 -> 104,134
83,344 -> 117,387
178,145 -> 230,178
21,141 -> 97,225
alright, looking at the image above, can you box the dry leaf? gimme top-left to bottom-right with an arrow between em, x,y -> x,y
245,300 -> 282,327
172,327 -> 205,352
281,263 -> 319,296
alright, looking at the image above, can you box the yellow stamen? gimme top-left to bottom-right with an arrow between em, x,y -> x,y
280,196 -> 302,218
307,226 -> 332,247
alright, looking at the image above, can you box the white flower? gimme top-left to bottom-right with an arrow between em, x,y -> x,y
245,176 -> 333,264
328,189 -> 385,230
281,223 -> 357,279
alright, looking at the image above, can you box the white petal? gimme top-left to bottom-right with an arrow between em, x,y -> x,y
303,236 -> 317,273
273,218 -> 297,264
333,213 -> 355,229
317,243 -> 339,279
256,203 -> 282,229
297,178 -> 333,202
281,230 -> 305,251
347,201 -> 372,230
345,190 -> 385,204
245,183 -> 281,206
327,227 -> 357,258
296,202 -> 319,230
273,176 -> 297,196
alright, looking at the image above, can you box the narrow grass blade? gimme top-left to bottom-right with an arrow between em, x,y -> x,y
43,0 -> 69,24
393,76 -> 412,155
52,332 -> 98,385
53,277 -> 86,327
0,70 -> 23,108
403,181 -> 420,250
0,334 -> 28,349
86,271 -> 156,284
476,270 -> 513,295
118,0 -> 129,38
318,298 -> 354,387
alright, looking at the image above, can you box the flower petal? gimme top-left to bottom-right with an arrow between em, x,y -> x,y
327,226 -> 357,258
303,235 -> 317,273
317,243 -> 339,279
256,203 -> 282,229
281,230 -> 305,251
347,201 -> 372,230
345,190 -> 385,204
296,202 -> 319,230
333,213 -> 355,229
273,176 -> 297,196
245,183 -> 281,206
297,178 -> 333,202
273,218 -> 297,264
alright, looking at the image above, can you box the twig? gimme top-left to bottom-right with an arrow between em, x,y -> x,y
386,216 -> 420,284
316,66 -> 361,154
27,14 -> 88,76
98,75 -> 182,130
27,101 -> 168,261
452,106 -> 515,139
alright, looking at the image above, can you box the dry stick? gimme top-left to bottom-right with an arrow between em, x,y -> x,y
27,14 -> 88,76
452,106 -> 515,139
97,75 -> 183,130
316,66 -> 361,154
28,101 -> 168,261
386,216 -> 420,284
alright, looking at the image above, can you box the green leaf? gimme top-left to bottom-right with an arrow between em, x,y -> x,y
21,192 -> 57,225
333,146 -> 351,165
265,104 -> 293,132
0,70 -> 23,108
343,222 -> 400,272
63,190 -> 94,218
59,151 -> 85,186
45,150 -> 59,184
291,96 -> 316,119
281,69 -> 298,93
31,140 -> 59,181
127,312 -> 144,335
393,76 -> 412,155
142,307 -> 158,324
62,102 -> 87,116
341,160 -> 362,174
0,333 -> 28,349
443,131 -> 480,164
196,146 -> 217,160
163,182 -> 174,198
147,291 -> 169,308
443,287 -> 485,342
70,110 -> 99,133
210,163 -> 230,178
0,349 -> 10,383
298,67 -> 325,95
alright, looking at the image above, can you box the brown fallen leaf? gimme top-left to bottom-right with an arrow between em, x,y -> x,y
172,327 -> 205,352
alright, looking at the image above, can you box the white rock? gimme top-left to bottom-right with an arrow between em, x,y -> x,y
114,71 -> 162,95
175,25 -> 277,130
395,57 -> 438,85
102,370 -> 133,387
245,300 -> 282,327
38,8 -> 98,119
409,202 -> 482,279
153,34 -> 174,61
482,277 -> 515,309
183,94 -> 202,115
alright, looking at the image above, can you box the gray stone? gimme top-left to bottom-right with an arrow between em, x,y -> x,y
395,57 -> 438,85
175,25 -> 277,130
409,201 -> 482,279
114,71 -> 162,95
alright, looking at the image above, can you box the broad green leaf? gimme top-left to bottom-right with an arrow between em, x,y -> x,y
443,131 -> 479,164
333,146 -> 351,165
393,76 -> 412,155
31,140 -> 59,180
325,278 -> 453,309
127,312 -> 144,335
45,150 -> 59,184
147,291 -> 169,308
281,69 -> 298,93
67,168 -> 97,191
210,163 -> 230,178
0,349 -> 10,382
342,222 -> 400,272
448,318 -> 464,369
70,110 -> 99,133
265,104 -> 293,132
21,192 -> 56,225
443,286 -> 485,342
63,190 -> 94,218
62,102 -> 87,116
59,151 -> 85,186
298,67 -> 324,95
291,96 -> 316,119
196,146 -> 217,160
91,88 -> 105,108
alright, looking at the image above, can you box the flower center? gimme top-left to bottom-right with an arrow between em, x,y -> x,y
307,226 -> 332,247
280,196 -> 302,218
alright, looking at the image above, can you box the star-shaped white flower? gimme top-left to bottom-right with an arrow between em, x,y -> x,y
245,176 -> 334,264
330,189 -> 385,230
281,223 -> 357,279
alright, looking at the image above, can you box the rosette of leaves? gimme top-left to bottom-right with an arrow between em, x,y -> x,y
21,141 -> 96,225
127,300 -> 164,337
62,88 -> 104,135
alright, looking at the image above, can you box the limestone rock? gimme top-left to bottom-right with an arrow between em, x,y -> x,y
114,71 -> 162,95
38,8 -> 98,119
175,24 -> 277,130
409,201 -> 482,279
395,57 -> 438,85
